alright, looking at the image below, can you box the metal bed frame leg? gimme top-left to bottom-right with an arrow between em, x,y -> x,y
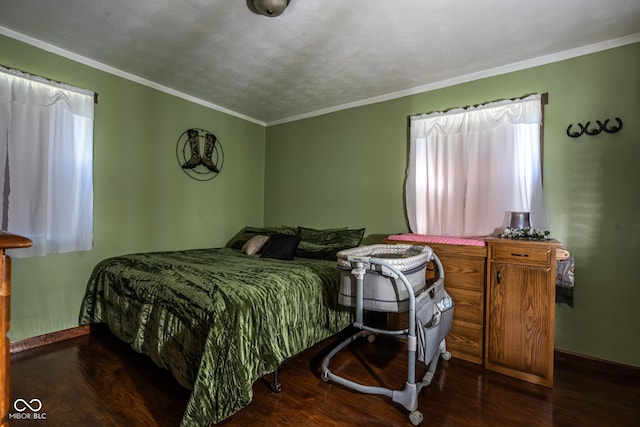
270,365 -> 282,393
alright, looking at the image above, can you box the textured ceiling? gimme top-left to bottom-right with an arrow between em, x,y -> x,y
1,0 -> 640,125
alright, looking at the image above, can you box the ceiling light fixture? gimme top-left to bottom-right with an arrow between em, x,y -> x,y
250,0 -> 290,17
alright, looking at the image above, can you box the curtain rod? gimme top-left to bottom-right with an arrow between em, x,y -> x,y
0,63 -> 98,104
411,92 -> 548,118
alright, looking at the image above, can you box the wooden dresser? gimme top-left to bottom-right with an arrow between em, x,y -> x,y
484,237 -> 561,387
1,232 -> 32,427
383,238 -> 487,365
384,235 -> 562,388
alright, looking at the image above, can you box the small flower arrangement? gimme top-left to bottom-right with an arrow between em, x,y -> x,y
498,227 -> 550,240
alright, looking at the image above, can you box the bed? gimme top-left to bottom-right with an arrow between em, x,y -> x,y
78,226 -> 363,427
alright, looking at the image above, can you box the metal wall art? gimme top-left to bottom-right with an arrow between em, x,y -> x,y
566,117 -> 623,138
176,128 -> 224,181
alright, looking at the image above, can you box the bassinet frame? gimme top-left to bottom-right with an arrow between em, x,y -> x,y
321,249 -> 453,425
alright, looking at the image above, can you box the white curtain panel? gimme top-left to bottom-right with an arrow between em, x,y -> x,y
406,94 -> 548,237
0,66 -> 94,257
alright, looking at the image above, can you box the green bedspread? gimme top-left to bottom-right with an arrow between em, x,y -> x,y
78,247 -> 352,426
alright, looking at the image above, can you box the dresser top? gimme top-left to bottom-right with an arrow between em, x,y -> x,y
485,236 -> 562,251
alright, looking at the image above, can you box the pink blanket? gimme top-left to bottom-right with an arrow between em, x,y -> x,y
387,233 -> 486,247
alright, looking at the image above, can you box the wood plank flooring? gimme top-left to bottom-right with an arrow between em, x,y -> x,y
8,327 -> 640,426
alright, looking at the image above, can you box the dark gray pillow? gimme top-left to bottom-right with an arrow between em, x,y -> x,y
261,234 -> 301,260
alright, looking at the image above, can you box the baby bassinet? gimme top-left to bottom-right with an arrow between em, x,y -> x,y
337,244 -> 432,312
322,244 -> 454,425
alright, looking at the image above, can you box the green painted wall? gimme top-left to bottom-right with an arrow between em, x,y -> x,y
265,43 -> 640,367
1,35 -> 267,341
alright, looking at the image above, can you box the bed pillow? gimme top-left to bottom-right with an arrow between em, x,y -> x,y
261,234 -> 302,260
296,227 -> 365,260
241,235 -> 269,255
226,225 -> 298,249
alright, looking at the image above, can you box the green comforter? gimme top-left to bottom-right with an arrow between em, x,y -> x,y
78,247 -> 352,426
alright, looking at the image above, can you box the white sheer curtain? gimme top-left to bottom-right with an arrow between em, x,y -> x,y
406,94 -> 548,237
0,66 -> 94,257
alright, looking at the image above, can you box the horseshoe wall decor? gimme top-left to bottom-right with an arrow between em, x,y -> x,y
566,117 -> 623,138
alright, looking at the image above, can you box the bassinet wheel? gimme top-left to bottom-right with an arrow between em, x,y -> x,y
409,410 -> 423,425
321,373 -> 330,382
441,351 -> 451,361
366,333 -> 376,343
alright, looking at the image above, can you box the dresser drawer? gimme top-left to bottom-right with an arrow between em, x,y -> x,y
429,255 -> 485,292
446,287 -> 483,324
491,244 -> 553,266
447,320 -> 483,364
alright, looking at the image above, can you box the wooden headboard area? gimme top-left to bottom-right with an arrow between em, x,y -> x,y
383,234 -> 488,365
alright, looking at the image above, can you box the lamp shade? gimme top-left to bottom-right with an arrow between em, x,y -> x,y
509,211 -> 531,229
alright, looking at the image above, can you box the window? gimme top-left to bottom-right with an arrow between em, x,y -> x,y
406,94 -> 547,237
0,66 -> 94,257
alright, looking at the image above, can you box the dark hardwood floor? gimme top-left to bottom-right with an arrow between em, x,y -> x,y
8,327 -> 640,426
